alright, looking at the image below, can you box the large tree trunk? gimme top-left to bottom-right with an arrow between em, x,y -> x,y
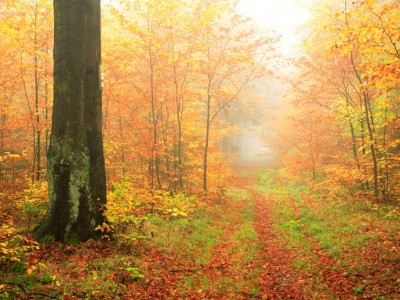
37,0 -> 106,243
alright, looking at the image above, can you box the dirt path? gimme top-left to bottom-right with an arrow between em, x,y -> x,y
238,172 -> 357,299
127,178 -> 397,299
123,181 -> 258,299
251,191 -> 308,299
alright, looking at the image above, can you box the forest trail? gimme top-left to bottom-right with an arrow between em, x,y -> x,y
2,170 -> 399,299
123,172 -> 361,299
250,187 -> 356,299
252,190 -> 308,299
231,170 -> 310,298
233,173 -> 355,299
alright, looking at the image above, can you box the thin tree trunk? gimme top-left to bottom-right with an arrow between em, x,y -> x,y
362,91 -> 379,199
203,92 -> 211,193
359,117 -> 370,190
149,48 -> 161,190
309,132 -> 317,181
0,115 -> 4,181
344,92 -> 365,189
34,1 -> 41,182
345,0 -> 378,198
161,99 -> 173,192
171,41 -> 185,190
349,54 -> 379,198
45,79 -> 49,156
118,115 -> 125,176
174,65 -> 184,190
382,103 -> 390,203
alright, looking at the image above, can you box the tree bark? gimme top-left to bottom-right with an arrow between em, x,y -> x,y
37,0 -> 107,243
34,1 -> 41,182
203,91 -> 211,193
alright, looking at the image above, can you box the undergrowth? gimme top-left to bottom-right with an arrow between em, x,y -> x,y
1,170 -> 398,299
253,169 -> 400,299
1,177 -> 262,299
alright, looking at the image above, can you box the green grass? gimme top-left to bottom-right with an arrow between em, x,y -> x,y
3,168 -> 397,299
145,184 -> 262,297
226,186 -> 252,201
232,201 -> 259,263
253,170 -> 381,258
146,211 -> 224,265
252,168 -> 400,298
0,183 -> 261,299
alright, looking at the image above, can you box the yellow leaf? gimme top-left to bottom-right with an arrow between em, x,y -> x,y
92,270 -> 98,280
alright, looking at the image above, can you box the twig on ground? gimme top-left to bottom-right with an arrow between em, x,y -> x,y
2,281 -> 61,299
169,269 -> 198,273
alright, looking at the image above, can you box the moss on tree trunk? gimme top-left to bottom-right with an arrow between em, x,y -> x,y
36,0 -> 107,243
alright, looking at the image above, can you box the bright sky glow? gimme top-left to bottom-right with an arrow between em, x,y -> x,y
235,0 -> 312,161
237,0 -> 310,55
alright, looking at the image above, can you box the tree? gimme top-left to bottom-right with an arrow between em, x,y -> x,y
17,0 -> 53,183
196,0 -> 270,192
37,0 -> 107,242
273,0 -> 400,202
0,0 -> 53,185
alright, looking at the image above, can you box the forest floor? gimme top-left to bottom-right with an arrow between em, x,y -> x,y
1,169 -> 400,299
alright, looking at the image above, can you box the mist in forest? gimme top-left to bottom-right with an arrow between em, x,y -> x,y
222,0 -> 308,168
222,76 -> 288,168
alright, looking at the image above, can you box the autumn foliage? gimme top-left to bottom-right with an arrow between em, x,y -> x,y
1,0 -> 400,298
0,0 -> 271,202
0,0 -> 273,254
274,0 -> 400,203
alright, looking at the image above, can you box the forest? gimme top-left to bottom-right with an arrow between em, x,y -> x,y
0,0 -> 399,299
